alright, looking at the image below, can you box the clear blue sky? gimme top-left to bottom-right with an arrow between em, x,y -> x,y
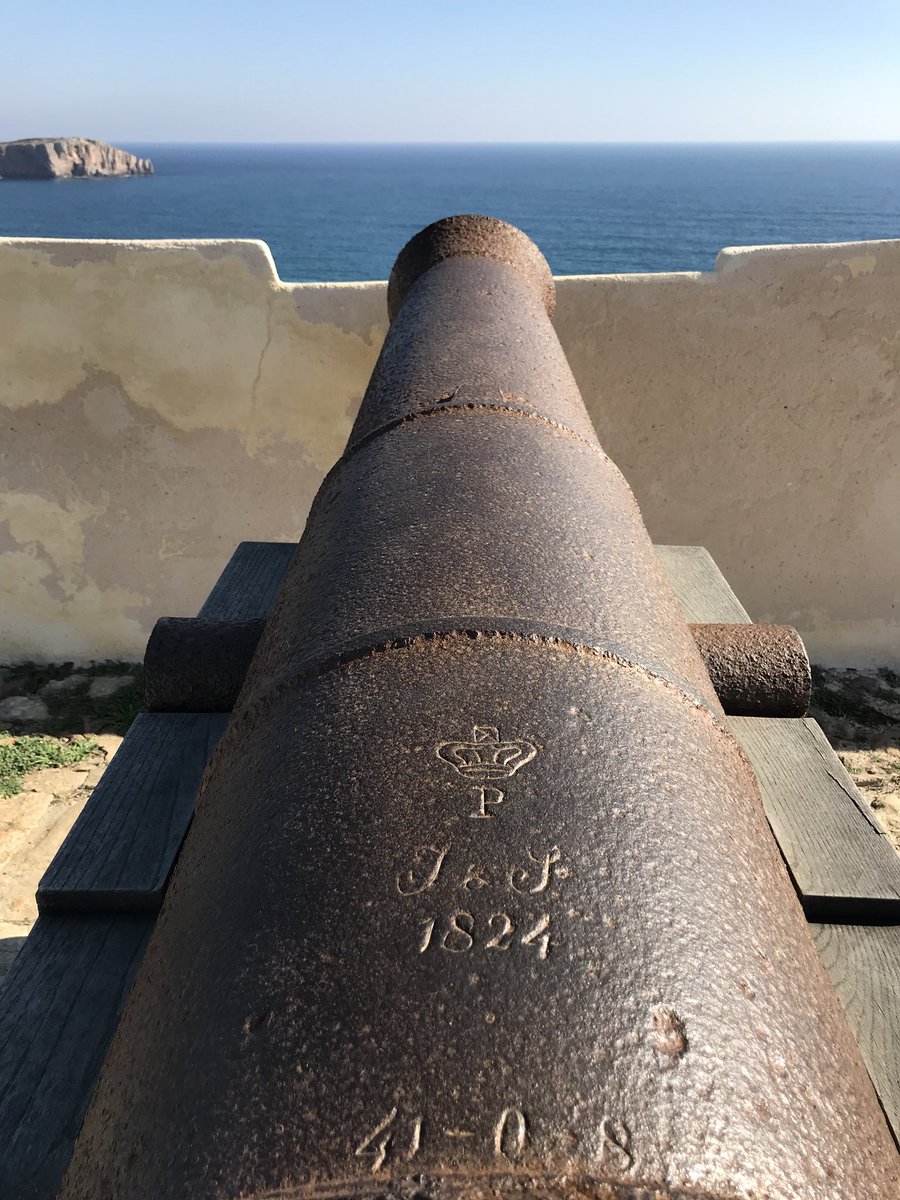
4,0 -> 899,143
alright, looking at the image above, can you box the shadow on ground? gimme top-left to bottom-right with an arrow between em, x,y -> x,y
0,662 -> 143,739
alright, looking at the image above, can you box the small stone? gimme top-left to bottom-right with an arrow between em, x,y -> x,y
88,675 -> 135,699
40,674 -> 89,698
0,677 -> 29,701
92,734 -> 124,760
0,695 -> 49,725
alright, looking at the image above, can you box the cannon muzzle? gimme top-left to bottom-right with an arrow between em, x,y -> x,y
61,216 -> 898,1198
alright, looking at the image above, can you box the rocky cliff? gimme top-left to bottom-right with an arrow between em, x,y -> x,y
0,138 -> 153,180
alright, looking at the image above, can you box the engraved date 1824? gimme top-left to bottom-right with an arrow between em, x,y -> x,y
418,910 -> 551,959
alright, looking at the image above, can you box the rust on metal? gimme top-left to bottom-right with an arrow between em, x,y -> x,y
387,212 -> 556,320
689,622 -> 811,716
143,616 -> 266,712
61,216 -> 900,1199
142,616 -> 811,721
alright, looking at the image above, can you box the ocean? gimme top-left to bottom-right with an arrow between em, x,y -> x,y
1,143 -> 899,282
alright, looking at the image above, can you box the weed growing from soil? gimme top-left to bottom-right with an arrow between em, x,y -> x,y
0,733 -> 98,798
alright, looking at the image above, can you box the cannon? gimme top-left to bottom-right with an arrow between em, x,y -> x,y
61,216 -> 899,1198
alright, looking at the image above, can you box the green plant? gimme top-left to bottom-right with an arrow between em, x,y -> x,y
0,733 -> 98,798
87,676 -> 144,734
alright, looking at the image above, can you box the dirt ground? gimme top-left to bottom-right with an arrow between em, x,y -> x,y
0,661 -> 898,983
0,734 -> 123,979
0,661 -> 142,981
808,664 -> 900,850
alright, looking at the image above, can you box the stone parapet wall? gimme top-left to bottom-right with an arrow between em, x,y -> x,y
1,236 -> 897,665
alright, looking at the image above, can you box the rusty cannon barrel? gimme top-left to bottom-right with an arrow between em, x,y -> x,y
62,217 -> 898,1198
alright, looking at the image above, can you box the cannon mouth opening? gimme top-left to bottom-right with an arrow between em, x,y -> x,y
387,214 -> 556,321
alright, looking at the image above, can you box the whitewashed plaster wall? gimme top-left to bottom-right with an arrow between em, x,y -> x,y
1,236 -> 897,666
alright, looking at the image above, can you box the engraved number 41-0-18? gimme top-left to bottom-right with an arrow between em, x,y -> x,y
354,1107 -> 528,1172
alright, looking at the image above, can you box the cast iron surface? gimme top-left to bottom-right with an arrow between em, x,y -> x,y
387,213 -> 556,320
144,616 -> 804,720
237,411 -> 720,717
61,641 -> 898,1197
144,617 -> 266,712
60,216 -> 900,1197
353,266 -> 596,452
689,623 -> 811,717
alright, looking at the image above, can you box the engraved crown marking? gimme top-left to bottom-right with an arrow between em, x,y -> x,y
437,725 -> 538,781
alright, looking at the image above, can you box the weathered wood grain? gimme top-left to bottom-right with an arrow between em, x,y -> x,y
657,544 -> 900,917
656,544 -> 752,624
198,540 -> 295,620
0,915 -> 153,1200
37,712 -> 229,913
811,922 -> 900,1144
729,716 -> 900,919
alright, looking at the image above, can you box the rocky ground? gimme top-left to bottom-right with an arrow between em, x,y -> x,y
0,661 -> 897,982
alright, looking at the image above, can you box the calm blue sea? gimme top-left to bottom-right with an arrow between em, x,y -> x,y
1,143 -> 899,282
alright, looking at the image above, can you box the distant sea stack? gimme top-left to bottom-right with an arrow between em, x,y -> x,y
0,137 -> 153,180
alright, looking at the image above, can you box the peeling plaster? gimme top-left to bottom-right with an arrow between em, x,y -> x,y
842,254 -> 878,278
0,490 -> 105,592
0,550 -> 145,662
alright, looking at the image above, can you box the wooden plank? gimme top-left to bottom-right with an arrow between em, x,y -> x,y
0,914 -> 153,1200
656,544 -> 900,916
729,716 -> 900,920
198,540 -> 295,620
655,544 -> 751,624
811,922 -> 900,1144
37,713 -> 229,914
